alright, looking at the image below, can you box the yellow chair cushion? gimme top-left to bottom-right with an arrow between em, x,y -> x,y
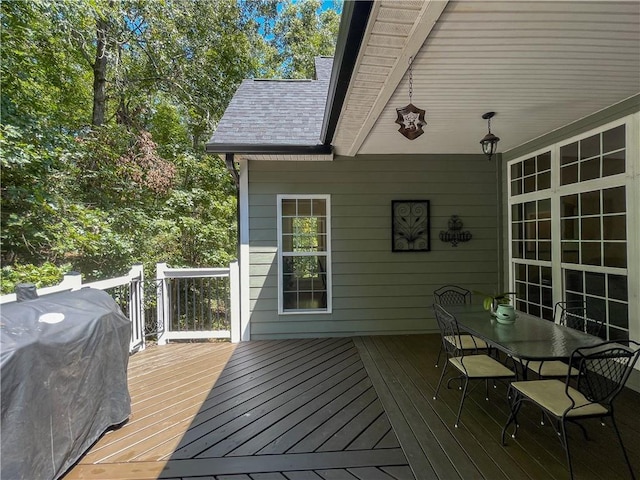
526,360 -> 579,377
511,379 -> 608,417
445,334 -> 488,350
450,355 -> 514,378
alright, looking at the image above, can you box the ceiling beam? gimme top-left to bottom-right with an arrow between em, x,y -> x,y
340,0 -> 449,157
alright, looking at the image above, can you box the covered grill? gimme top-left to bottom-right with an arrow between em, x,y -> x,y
1,288 -> 131,480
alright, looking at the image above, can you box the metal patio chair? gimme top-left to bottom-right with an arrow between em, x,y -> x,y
432,303 -> 515,428
525,301 -> 604,378
433,285 -> 488,368
502,340 -> 640,480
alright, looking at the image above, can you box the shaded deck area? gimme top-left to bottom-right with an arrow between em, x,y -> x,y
63,335 -> 640,480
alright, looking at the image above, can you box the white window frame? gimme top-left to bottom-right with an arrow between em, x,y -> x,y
507,113 -> 639,343
277,194 -> 332,315
507,149 -> 555,319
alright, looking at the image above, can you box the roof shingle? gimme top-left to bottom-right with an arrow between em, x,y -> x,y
207,57 -> 333,148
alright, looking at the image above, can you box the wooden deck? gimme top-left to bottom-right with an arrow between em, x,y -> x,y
62,335 -> 640,480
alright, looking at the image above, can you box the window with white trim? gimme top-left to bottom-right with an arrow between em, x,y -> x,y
510,151 -> 555,320
277,195 -> 331,314
508,120 -> 631,341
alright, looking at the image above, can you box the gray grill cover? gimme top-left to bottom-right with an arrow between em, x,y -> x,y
1,288 -> 131,480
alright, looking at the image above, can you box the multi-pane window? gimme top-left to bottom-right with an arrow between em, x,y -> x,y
508,118 -> 631,341
560,124 -> 625,185
510,150 -> 553,320
514,264 -> 554,320
278,195 -> 331,314
564,269 -> 628,341
510,151 -> 551,195
560,187 -> 626,268
511,199 -> 551,261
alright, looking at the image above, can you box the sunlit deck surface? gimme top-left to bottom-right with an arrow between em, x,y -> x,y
63,335 -> 640,480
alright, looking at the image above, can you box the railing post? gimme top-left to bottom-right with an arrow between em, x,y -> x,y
60,271 -> 83,290
230,260 -> 240,343
156,262 -> 169,345
137,264 -> 146,351
128,264 -> 145,352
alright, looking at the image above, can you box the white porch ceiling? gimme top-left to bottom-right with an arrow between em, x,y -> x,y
332,0 -> 640,157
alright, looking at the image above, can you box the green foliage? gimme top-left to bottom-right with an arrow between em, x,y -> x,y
0,0 -> 92,129
474,291 -> 517,311
1,0 -> 339,294
148,101 -> 191,156
1,123 -> 71,264
0,262 -> 72,294
270,0 -> 341,78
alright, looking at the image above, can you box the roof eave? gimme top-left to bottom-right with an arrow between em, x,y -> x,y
205,143 -> 333,155
320,1 -> 373,145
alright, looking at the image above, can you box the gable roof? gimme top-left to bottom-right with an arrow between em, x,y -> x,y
209,1 -> 639,161
206,56 -> 333,159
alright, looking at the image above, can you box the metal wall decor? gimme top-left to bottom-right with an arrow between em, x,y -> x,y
439,215 -> 472,247
392,200 -> 430,252
395,56 -> 426,140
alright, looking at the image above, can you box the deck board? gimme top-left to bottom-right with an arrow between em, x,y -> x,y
362,334 -> 640,480
62,335 -> 640,480
63,338 -> 413,480
174,350 -> 363,458
256,378 -> 377,455
198,363 -> 368,457
353,337 -> 439,480
382,335 -> 530,480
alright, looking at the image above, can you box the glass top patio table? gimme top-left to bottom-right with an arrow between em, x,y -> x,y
443,304 -> 603,361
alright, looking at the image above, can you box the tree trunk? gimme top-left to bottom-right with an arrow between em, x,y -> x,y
92,17 -> 108,126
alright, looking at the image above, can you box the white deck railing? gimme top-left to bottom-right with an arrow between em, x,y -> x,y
1,265 -> 145,352
155,261 -> 239,344
0,262 -> 240,351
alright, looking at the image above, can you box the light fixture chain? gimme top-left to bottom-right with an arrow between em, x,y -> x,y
395,54 -> 425,140
408,56 -> 413,104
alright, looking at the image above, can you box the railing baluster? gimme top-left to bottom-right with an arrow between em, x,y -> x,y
177,278 -> 182,331
200,278 -> 209,330
206,278 -> 210,330
211,281 -> 220,328
191,277 -> 196,331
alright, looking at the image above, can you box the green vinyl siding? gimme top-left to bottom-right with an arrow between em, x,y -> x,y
247,154 -> 501,339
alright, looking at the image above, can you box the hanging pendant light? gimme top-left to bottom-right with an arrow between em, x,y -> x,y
396,56 -> 426,140
480,111 -> 500,160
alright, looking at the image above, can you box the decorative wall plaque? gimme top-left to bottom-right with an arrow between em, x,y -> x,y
392,200 -> 430,252
439,215 -> 472,247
